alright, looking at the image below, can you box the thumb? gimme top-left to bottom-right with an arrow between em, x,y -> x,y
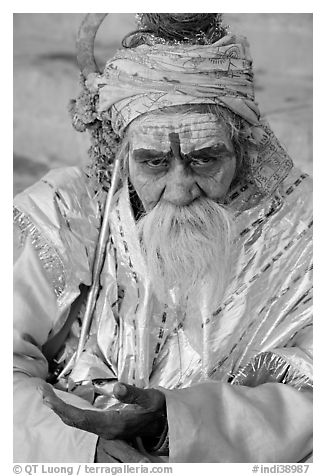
40,382 -> 60,407
113,382 -> 165,411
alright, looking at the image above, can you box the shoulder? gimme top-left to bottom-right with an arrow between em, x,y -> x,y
14,166 -> 95,205
278,166 -> 312,217
280,166 -> 312,199
14,166 -> 105,308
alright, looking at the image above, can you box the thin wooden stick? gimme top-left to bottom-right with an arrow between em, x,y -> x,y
76,154 -> 122,361
58,153 -> 122,379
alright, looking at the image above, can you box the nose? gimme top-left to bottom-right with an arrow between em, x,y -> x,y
163,161 -> 200,206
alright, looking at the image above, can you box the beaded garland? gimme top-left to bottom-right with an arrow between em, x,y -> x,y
126,13 -> 228,47
69,76 -> 121,191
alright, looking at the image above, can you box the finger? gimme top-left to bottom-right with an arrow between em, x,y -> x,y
113,382 -> 165,411
41,383 -> 134,439
43,389 -> 84,428
41,385 -> 126,439
41,383 -> 103,432
41,383 -> 65,409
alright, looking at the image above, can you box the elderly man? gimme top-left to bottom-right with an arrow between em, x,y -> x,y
13,14 -> 312,463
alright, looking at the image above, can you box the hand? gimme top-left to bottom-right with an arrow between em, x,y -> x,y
41,381 -> 166,441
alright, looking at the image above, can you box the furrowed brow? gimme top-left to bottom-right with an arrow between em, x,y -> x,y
132,149 -> 166,162
189,143 -> 232,156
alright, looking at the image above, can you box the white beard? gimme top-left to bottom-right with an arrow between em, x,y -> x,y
137,197 -> 234,313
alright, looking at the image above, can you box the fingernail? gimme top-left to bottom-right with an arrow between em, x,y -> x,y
43,398 -> 52,407
117,383 -> 127,396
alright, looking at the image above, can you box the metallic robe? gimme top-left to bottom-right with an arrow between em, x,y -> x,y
13,164 -> 312,462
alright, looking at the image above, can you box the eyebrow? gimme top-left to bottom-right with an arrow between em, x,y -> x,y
132,148 -> 168,161
188,143 -> 233,155
132,142 -> 233,162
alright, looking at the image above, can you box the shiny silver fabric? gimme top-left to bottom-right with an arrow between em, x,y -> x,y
13,165 -> 313,410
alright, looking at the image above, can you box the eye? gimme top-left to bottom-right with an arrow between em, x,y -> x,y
146,157 -> 169,169
190,156 -> 215,167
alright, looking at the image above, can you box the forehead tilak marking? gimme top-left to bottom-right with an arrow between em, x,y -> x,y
129,113 -> 226,143
133,112 -> 219,129
128,112 -> 233,156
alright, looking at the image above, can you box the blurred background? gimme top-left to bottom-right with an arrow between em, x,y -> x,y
13,13 -> 313,196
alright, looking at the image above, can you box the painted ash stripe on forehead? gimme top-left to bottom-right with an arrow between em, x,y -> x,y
128,113 -> 232,155
129,112 -> 220,133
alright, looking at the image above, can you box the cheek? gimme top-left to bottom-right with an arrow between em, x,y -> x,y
198,157 -> 237,199
129,161 -> 165,211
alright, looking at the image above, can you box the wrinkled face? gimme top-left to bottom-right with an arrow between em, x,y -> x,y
127,111 -> 237,211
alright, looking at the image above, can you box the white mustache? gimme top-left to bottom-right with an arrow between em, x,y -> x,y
137,197 -> 234,307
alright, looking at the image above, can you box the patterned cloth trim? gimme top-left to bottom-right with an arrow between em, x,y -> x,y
231,350 -> 312,391
13,206 -> 66,298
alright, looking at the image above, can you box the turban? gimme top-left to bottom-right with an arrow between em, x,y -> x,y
86,34 -> 260,136
84,33 -> 293,195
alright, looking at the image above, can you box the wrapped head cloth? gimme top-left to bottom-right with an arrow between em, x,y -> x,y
75,14 -> 293,196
